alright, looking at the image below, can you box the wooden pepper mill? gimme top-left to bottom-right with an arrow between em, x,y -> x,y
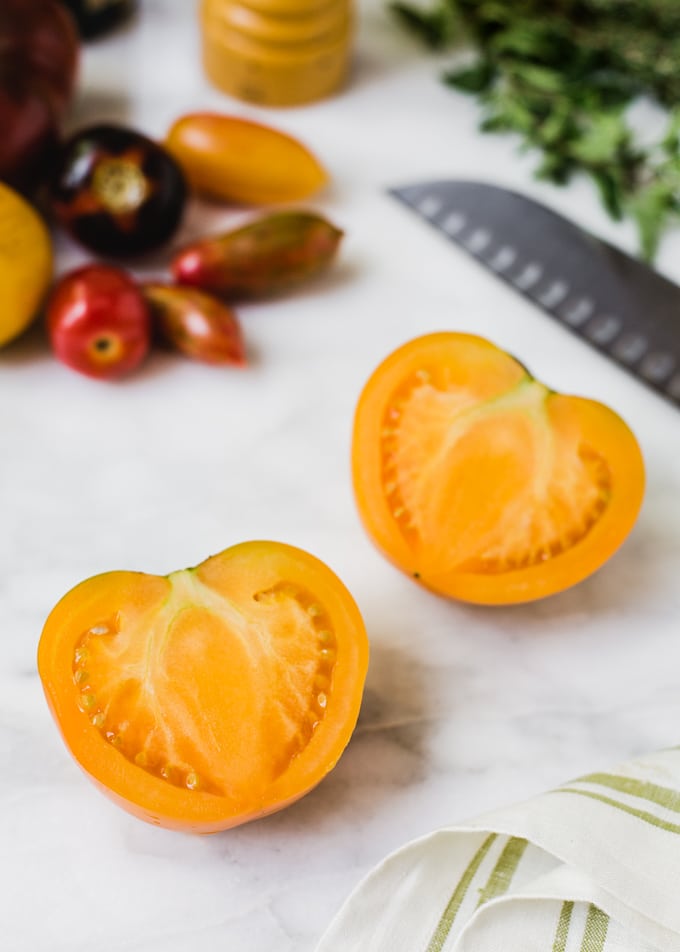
200,0 -> 352,107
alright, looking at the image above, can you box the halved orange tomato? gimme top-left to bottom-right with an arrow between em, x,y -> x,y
38,541 -> 368,833
352,332 -> 645,605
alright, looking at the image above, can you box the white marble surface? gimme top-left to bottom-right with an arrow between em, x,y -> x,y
2,1 -> 680,949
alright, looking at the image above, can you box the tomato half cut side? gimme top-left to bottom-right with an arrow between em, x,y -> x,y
38,541 -> 369,833
352,332 -> 645,605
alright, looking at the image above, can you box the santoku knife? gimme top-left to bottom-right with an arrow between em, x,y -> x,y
389,180 -> 680,410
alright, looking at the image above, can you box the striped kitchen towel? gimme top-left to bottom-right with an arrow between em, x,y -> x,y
315,748 -> 680,952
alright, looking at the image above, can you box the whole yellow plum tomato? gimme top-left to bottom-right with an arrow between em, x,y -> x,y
165,113 -> 328,205
0,181 -> 53,349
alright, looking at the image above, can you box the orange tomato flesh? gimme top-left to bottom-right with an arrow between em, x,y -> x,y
352,333 -> 645,604
38,542 -> 368,832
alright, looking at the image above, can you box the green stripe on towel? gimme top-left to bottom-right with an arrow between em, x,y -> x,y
557,788 -> 680,835
578,773 -> 680,814
425,833 -> 497,952
476,837 -> 528,907
581,904 -> 609,952
552,901 -> 574,952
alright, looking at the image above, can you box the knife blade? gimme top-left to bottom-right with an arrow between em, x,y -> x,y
389,179 -> 680,409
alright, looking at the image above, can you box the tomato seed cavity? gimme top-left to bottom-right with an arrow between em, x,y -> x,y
380,369 -> 613,573
71,578 -> 340,795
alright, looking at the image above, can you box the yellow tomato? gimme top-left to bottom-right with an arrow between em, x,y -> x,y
0,182 -> 53,348
166,113 -> 328,205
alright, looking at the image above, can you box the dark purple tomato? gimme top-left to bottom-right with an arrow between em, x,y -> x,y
58,0 -> 137,40
0,0 -> 79,192
50,124 -> 187,257
0,83 -> 60,193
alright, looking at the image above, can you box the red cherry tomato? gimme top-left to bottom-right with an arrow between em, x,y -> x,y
47,265 -> 151,380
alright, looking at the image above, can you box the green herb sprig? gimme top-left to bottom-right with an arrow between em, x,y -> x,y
393,0 -> 680,260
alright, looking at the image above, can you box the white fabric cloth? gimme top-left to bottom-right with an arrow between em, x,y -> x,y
315,748 -> 680,951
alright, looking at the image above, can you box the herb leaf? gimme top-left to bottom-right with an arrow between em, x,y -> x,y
393,0 -> 680,260
391,2 -> 456,49
444,60 -> 496,93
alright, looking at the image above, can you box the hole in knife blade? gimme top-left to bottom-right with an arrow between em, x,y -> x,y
640,352 -> 675,382
489,246 -> 516,271
536,281 -> 569,309
464,228 -> 492,254
417,195 -> 443,218
586,315 -> 621,345
561,298 -> 595,326
512,263 -> 543,290
612,333 -> 648,364
442,212 -> 466,236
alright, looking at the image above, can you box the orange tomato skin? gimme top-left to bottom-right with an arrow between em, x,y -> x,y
38,541 -> 368,833
352,333 -> 645,605
165,113 -> 328,205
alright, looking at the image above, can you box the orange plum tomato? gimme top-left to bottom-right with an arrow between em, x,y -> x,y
352,332 -> 645,605
38,541 -> 369,833
47,264 -> 151,380
165,113 -> 328,205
